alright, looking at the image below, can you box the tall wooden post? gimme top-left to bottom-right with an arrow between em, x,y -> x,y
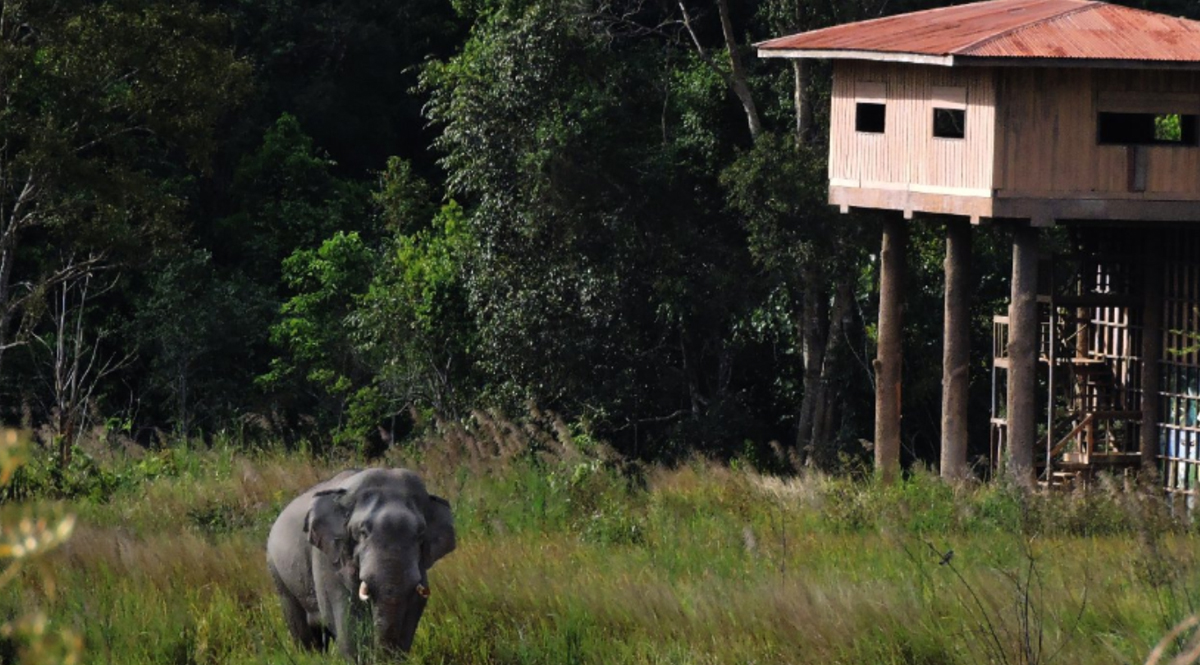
941,219 -> 971,480
875,215 -> 905,484
1140,231 -> 1163,475
1007,224 -> 1039,486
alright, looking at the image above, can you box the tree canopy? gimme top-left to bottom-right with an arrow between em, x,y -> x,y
0,0 -> 1171,469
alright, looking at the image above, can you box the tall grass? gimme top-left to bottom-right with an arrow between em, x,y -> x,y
2,415 -> 1199,664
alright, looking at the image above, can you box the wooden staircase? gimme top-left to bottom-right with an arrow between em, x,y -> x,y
990,266 -> 1142,485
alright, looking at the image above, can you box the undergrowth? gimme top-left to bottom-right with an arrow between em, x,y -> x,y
0,414 -> 1198,664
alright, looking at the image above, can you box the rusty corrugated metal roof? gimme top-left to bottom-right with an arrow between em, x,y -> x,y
756,0 -> 1200,66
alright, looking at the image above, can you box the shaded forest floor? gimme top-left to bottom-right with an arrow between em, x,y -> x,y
4,422 -> 1200,664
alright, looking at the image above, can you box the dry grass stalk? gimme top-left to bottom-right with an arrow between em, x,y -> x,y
1147,616 -> 1200,665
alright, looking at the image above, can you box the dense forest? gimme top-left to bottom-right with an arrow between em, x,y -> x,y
1,0 -> 1196,470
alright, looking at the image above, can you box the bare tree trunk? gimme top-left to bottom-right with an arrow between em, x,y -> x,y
875,216 -> 906,484
680,335 -> 703,419
811,277 -> 854,456
795,267 -> 827,460
33,258 -> 130,470
793,60 -> 812,147
0,171 -> 43,378
716,0 -> 763,140
0,207 -> 21,378
677,0 -> 763,141
179,361 -> 190,435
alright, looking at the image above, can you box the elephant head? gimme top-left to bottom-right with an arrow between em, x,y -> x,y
304,469 -> 456,653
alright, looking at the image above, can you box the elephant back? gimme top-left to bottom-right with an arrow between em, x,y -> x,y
336,468 -> 429,502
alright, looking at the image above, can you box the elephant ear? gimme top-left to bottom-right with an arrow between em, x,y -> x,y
422,495 -> 456,569
305,489 -> 353,564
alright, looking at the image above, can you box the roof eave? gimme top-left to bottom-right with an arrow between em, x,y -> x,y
955,55 -> 1200,71
755,49 -> 1200,72
755,48 -> 955,67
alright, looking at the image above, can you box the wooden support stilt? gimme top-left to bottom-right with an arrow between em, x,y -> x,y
941,219 -> 971,480
875,215 -> 905,484
1140,231 -> 1163,475
1006,223 -> 1039,486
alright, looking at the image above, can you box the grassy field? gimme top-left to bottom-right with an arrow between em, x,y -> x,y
3,419 -> 1200,664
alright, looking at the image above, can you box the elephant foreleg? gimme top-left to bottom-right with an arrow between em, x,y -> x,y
332,595 -> 373,662
269,562 -> 326,651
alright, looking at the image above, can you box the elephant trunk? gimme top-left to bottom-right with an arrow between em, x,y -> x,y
373,594 -> 427,653
359,549 -> 429,653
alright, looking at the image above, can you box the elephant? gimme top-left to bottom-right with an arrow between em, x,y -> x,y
266,468 -> 456,660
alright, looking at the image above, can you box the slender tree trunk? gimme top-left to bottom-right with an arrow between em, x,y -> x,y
0,170 -> 41,379
680,336 -> 703,419
795,267 -> 827,460
793,60 -> 812,147
0,231 -> 16,378
715,0 -> 763,140
785,10 -> 826,460
941,219 -> 971,480
874,216 -> 906,484
1007,224 -> 1039,487
811,277 -> 854,456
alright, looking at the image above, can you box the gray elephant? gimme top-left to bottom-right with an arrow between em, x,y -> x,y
266,468 -> 456,660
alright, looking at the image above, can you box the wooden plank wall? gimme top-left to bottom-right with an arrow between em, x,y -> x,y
829,61 -> 996,193
995,68 -> 1200,199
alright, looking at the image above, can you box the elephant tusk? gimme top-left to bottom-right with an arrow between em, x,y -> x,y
416,584 -> 431,599
358,581 -> 370,601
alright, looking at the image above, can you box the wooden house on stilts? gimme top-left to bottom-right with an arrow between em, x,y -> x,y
758,0 -> 1200,495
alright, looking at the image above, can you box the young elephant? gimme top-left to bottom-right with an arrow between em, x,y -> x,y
266,468 -> 456,660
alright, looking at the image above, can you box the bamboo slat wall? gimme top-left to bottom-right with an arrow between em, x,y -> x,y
1083,235 -> 1142,436
830,61 -> 996,194
1071,228 -> 1200,495
1160,228 -> 1200,496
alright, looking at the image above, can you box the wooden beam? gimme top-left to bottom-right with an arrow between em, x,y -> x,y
1030,213 -> 1056,228
1006,224 -> 1039,486
755,48 -> 955,67
941,219 -> 971,480
874,215 -> 905,484
829,185 -> 995,219
993,197 -> 1200,223
1140,231 -> 1163,474
1099,92 -> 1200,115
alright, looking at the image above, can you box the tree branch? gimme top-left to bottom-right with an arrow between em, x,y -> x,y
677,0 -> 762,141
716,0 -> 762,140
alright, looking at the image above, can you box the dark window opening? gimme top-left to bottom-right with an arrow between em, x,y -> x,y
1098,112 -> 1198,146
933,108 -> 966,139
856,102 -> 886,133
